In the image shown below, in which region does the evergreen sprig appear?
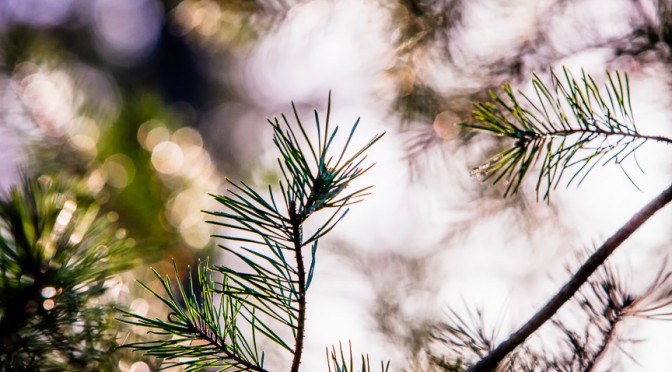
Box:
[118,262,267,371]
[0,176,135,371]
[119,94,384,371]
[326,341,390,372]
[464,67,672,199]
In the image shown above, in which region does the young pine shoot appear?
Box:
[119,94,386,371]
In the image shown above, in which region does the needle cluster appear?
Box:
[119,94,385,371]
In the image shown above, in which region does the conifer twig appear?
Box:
[465,67,672,200]
[119,94,385,371]
[289,202,307,372]
[0,176,135,370]
[468,182,672,371]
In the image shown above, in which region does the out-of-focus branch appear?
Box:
[468,182,672,371]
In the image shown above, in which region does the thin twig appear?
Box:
[290,201,306,372]
[521,127,672,145]
[190,320,269,372]
[584,316,620,372]
[468,182,672,371]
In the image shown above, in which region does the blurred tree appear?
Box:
[0,1,232,368]
[0,176,137,371]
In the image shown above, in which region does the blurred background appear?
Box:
[1,0,671,370]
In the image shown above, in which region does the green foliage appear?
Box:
[100,92,188,259]
[464,67,672,199]
[119,262,267,371]
[119,95,386,370]
[455,67,672,371]
[0,176,136,371]
[326,341,390,372]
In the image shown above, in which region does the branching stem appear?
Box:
[290,201,306,372]
[190,322,268,372]
[468,182,672,372]
[585,315,621,372]
[517,127,672,145]
[0,272,45,346]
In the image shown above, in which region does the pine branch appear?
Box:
[289,200,307,372]
[464,67,672,200]
[488,259,672,371]
[432,306,498,361]
[583,316,619,372]
[120,93,384,371]
[326,341,390,372]
[580,266,633,372]
[467,181,672,371]
[460,67,672,370]
[0,176,135,370]
[118,263,270,371]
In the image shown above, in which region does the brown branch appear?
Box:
[0,272,45,349]
[532,127,672,145]
[468,182,672,372]
[584,315,620,372]
[190,321,268,372]
[289,200,306,372]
